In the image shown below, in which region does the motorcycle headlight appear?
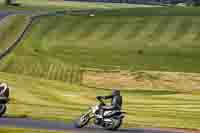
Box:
[92,105,99,114]
[92,106,96,113]
[95,105,99,110]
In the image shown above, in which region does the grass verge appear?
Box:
[0,15,28,53]
[0,0,152,12]
[0,72,199,129]
[2,14,200,82]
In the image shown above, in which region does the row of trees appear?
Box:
[187,0,200,6]
[3,0,200,6]
[4,0,21,6]
[4,0,20,5]
[5,0,12,5]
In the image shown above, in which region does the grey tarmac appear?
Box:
[0,117,185,133]
[0,11,9,20]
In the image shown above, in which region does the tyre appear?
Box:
[112,119,122,130]
[104,118,122,130]
[0,104,7,117]
[74,114,90,128]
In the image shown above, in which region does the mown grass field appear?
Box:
[1,0,200,15]
[1,13,200,82]
[0,127,70,133]
[0,72,199,129]
[0,15,28,53]
[0,0,150,12]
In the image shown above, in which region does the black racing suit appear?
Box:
[97,94,122,112]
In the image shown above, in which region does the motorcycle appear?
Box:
[0,83,9,117]
[74,97,126,130]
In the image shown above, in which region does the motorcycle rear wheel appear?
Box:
[104,118,122,130]
[74,114,90,128]
[0,104,7,117]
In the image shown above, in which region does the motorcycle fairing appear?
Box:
[0,83,9,104]
[103,110,123,118]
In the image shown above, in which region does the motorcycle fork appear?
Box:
[81,111,92,121]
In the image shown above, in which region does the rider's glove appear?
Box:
[96,96,102,99]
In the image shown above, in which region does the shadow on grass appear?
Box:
[82,84,180,96]
[3,114,29,119]
[122,89,180,95]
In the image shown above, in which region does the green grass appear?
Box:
[0,72,200,129]
[1,0,200,15]
[2,2,200,17]
[96,7,200,16]
[1,14,200,81]
[0,15,28,53]
[0,127,71,133]
[0,0,153,12]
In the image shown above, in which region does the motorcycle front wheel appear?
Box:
[0,104,7,117]
[74,113,90,128]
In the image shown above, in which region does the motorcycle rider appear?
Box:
[96,89,122,118]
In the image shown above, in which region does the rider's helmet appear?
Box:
[112,89,120,96]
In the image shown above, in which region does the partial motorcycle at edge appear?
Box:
[0,83,9,117]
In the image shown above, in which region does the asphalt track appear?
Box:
[0,11,9,20]
[0,10,34,21]
[0,117,185,133]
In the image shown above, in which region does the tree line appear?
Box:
[3,0,200,7]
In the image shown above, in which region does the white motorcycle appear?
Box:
[0,83,9,117]
[74,97,126,130]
